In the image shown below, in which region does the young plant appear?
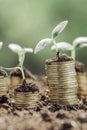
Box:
[8,43,33,80]
[34,20,68,55]
[71,37,87,59]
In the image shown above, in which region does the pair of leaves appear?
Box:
[0,42,33,54]
[9,44,33,54]
[34,20,68,54]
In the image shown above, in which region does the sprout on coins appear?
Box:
[71,37,87,59]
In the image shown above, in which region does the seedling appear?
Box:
[34,20,68,55]
[0,43,33,80]
[45,41,79,105]
[71,37,87,59]
[70,37,87,100]
[8,43,33,80]
[34,21,79,105]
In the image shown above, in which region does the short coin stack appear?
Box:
[77,72,87,99]
[0,76,9,97]
[14,81,40,109]
[14,92,40,108]
[45,60,79,105]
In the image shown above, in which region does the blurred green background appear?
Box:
[0,0,87,74]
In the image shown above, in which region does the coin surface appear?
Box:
[0,77,9,97]
[14,92,40,108]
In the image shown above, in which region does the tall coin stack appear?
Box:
[45,60,79,105]
[14,92,40,108]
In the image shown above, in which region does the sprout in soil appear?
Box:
[71,37,87,59]
[34,20,68,56]
[0,43,33,80]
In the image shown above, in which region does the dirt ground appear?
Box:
[0,76,87,130]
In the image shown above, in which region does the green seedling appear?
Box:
[34,20,68,55]
[8,43,33,80]
[0,43,33,80]
[71,37,87,59]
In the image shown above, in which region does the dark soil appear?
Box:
[0,76,87,130]
[0,69,8,77]
[75,61,85,73]
[14,80,39,93]
[0,94,87,130]
[45,54,73,64]
[0,95,8,103]
[10,66,36,79]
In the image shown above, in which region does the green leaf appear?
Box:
[73,37,87,47]
[34,38,52,54]
[51,42,72,51]
[52,20,68,38]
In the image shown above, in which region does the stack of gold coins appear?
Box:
[77,72,87,99]
[45,60,79,105]
[0,76,9,97]
[14,92,40,108]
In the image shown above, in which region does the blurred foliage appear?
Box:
[0,0,87,74]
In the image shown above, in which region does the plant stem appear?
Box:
[52,37,56,44]
[20,65,25,80]
[18,51,25,80]
[56,51,60,58]
[0,66,18,71]
[71,46,76,59]
[52,36,58,53]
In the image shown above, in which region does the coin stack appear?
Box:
[77,72,87,99]
[0,76,9,97]
[14,92,40,108]
[45,61,79,105]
